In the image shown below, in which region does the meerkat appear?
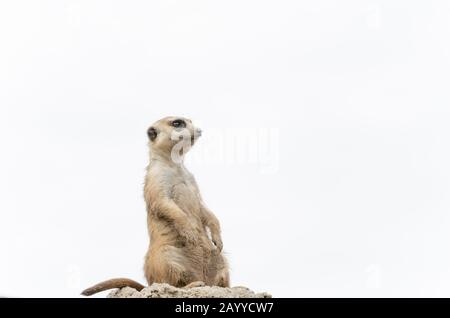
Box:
[81,116,229,296]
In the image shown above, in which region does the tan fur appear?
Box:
[81,278,145,296]
[81,116,229,296]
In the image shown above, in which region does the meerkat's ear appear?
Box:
[147,127,158,141]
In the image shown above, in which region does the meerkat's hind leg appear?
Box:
[183,281,206,288]
[147,246,202,287]
[162,251,204,287]
[213,269,230,288]
[208,253,230,287]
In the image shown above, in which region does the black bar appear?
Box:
[1,298,449,316]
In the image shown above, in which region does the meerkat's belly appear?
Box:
[169,182,213,253]
[170,182,202,220]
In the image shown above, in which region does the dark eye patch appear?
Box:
[171,119,186,128]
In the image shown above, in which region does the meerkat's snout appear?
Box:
[192,127,202,143]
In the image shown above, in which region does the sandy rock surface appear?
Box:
[108,283,271,298]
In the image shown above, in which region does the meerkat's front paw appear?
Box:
[211,233,223,252]
[183,281,206,289]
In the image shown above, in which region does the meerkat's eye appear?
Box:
[171,119,186,128]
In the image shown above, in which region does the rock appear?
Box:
[107,283,272,298]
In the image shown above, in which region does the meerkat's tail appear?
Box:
[81,278,145,296]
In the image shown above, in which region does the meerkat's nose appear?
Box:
[196,128,202,136]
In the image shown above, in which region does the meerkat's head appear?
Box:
[147,116,202,159]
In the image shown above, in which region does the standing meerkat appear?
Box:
[82,116,229,296]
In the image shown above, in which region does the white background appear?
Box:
[1,0,450,297]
